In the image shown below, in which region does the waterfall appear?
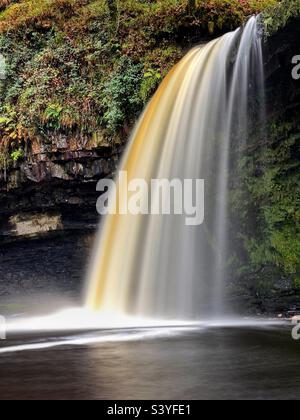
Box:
[86,16,265,320]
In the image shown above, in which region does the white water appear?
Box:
[3,307,284,354]
[86,16,265,320]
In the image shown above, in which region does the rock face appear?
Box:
[264,18,300,116]
[237,17,300,316]
[0,130,121,303]
[0,231,94,310]
[264,19,300,315]
[0,131,121,240]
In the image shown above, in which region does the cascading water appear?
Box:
[86,16,265,321]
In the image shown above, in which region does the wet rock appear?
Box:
[50,163,71,180]
[0,231,92,303]
[9,213,63,237]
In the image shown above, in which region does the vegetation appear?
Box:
[231,118,300,292]
[0,0,279,164]
[263,0,300,36]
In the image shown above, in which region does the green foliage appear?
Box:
[263,0,300,36]
[101,57,143,133]
[10,148,24,162]
[0,0,279,160]
[295,277,300,289]
[231,118,300,283]
[140,68,162,103]
[0,104,19,141]
[44,104,63,129]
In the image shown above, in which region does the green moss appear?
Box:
[140,68,162,104]
[101,57,143,133]
[10,148,24,162]
[295,277,300,289]
[231,117,300,284]
[0,0,279,161]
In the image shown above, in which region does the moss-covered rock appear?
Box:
[229,9,300,313]
[0,0,279,168]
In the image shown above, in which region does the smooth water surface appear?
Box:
[0,324,299,400]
